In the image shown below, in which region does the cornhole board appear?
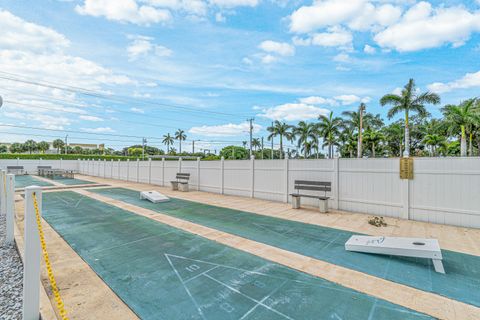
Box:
[345,235,445,274]
[140,191,170,203]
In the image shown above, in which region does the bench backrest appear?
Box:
[176,173,190,181]
[38,166,52,169]
[294,180,331,196]
[7,166,24,169]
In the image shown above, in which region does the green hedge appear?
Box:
[0,153,138,161]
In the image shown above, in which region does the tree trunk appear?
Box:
[179,141,182,154]
[280,136,283,160]
[460,126,467,157]
[358,121,363,158]
[404,111,410,157]
[469,133,473,156]
[304,145,307,159]
[349,150,353,158]
[372,143,375,158]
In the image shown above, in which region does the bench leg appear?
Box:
[319,199,328,213]
[432,259,445,274]
[292,197,300,209]
[170,182,179,191]
[179,183,189,192]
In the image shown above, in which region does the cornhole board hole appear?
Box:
[140,191,170,203]
[345,235,445,274]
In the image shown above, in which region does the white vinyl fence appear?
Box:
[3,157,480,229]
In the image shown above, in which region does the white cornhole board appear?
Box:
[140,191,170,203]
[345,235,445,274]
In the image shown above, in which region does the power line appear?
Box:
[0,71,255,119]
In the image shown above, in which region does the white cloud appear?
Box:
[293,27,353,49]
[289,0,401,33]
[289,0,366,33]
[334,94,371,105]
[0,10,70,53]
[189,122,261,136]
[299,96,338,106]
[363,44,376,54]
[215,12,226,22]
[0,10,134,130]
[261,55,278,64]
[333,53,351,63]
[75,0,172,25]
[127,35,172,61]
[130,107,145,113]
[209,0,259,8]
[259,40,295,56]
[81,127,116,133]
[147,0,208,16]
[374,2,480,52]
[257,103,330,121]
[79,115,104,122]
[428,70,480,94]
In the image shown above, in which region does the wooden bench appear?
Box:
[290,180,331,213]
[6,166,25,175]
[171,173,190,192]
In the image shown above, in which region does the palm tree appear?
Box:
[23,140,37,154]
[363,129,384,157]
[174,129,186,154]
[37,141,50,154]
[441,98,477,157]
[162,133,174,153]
[267,120,293,159]
[293,121,316,159]
[317,111,343,158]
[423,133,445,156]
[380,78,440,157]
[52,139,64,154]
[251,138,261,152]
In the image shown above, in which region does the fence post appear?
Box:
[17,157,20,166]
[284,158,289,203]
[77,159,81,174]
[148,158,152,185]
[23,186,42,320]
[401,179,410,220]
[333,157,340,210]
[102,159,105,178]
[178,157,182,173]
[196,157,200,191]
[60,158,63,169]
[162,158,165,187]
[250,155,255,198]
[6,174,15,244]
[136,159,140,182]
[1,170,6,215]
[220,157,225,195]
[126,159,130,181]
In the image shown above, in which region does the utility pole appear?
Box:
[64,134,68,155]
[358,103,365,158]
[142,138,147,160]
[271,121,274,159]
[261,137,264,160]
[247,118,254,159]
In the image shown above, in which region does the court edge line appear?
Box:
[70,188,479,320]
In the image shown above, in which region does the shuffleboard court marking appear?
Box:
[203,274,293,320]
[164,254,207,320]
[238,279,288,320]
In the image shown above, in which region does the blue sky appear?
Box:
[0,0,479,152]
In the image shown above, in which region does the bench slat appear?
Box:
[294,180,331,186]
[294,186,331,192]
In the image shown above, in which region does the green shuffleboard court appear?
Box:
[14,175,54,189]
[43,191,431,320]
[90,187,480,309]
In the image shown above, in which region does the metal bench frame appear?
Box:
[7,166,26,175]
[290,180,331,213]
[171,173,190,192]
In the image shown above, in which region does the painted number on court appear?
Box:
[186,264,200,272]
